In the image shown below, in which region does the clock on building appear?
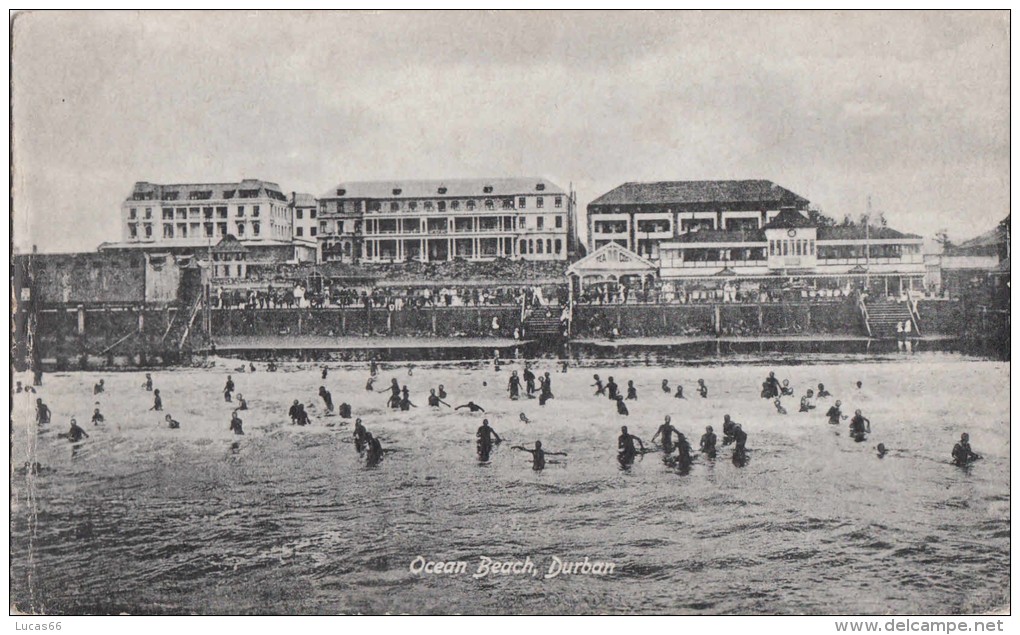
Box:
[787,229,797,238]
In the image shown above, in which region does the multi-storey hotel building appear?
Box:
[317,178,575,263]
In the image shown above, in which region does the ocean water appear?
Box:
[9,354,1010,614]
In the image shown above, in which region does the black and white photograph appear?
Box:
[8,9,1011,623]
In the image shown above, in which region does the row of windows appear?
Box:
[295,227,318,237]
[141,221,264,240]
[294,207,317,220]
[359,196,564,213]
[145,205,278,221]
[769,239,815,257]
[520,238,563,255]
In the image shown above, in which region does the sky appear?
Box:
[11,10,1010,254]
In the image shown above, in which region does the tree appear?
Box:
[807,207,837,227]
[934,229,954,254]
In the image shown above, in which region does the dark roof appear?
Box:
[589,180,808,207]
[816,226,921,241]
[954,225,1007,251]
[673,229,766,243]
[764,209,814,229]
[128,179,286,203]
[211,235,249,253]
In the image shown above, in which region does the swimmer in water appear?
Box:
[826,400,846,425]
[321,366,328,380]
[700,425,717,459]
[229,410,244,435]
[398,393,417,411]
[150,390,163,412]
[538,376,554,406]
[507,371,521,400]
[519,412,531,424]
[672,433,694,472]
[438,385,448,400]
[849,409,871,442]
[370,360,378,377]
[697,379,708,398]
[476,418,503,459]
[65,418,89,443]
[651,415,681,454]
[236,393,248,411]
[675,384,685,399]
[223,375,235,402]
[817,383,832,398]
[615,395,629,416]
[523,366,536,396]
[774,399,787,415]
[876,443,888,459]
[661,379,671,394]
[799,389,816,412]
[91,407,104,426]
[625,380,637,400]
[36,399,52,424]
[365,432,384,466]
[353,418,368,455]
[592,374,605,397]
[93,379,105,394]
[267,361,278,372]
[951,433,980,466]
[164,414,180,429]
[511,440,566,471]
[427,389,450,408]
[15,381,22,393]
[856,381,863,390]
[365,376,376,391]
[142,373,153,391]
[617,426,645,461]
[606,376,619,400]
[288,399,302,424]
[379,378,400,409]
[318,386,334,414]
[455,401,486,413]
[781,379,794,397]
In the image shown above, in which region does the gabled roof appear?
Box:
[567,242,656,275]
[211,235,249,253]
[320,177,565,200]
[817,226,922,241]
[764,209,814,230]
[127,179,286,203]
[589,180,808,207]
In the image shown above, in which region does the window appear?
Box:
[296,227,303,237]
[537,217,544,229]
[424,201,434,210]
[536,197,544,208]
[310,227,317,237]
[204,223,214,237]
[537,240,544,254]
[339,221,345,233]
[296,209,303,220]
[518,197,526,208]
[810,240,815,255]
[253,222,260,236]
[450,201,459,210]
[163,225,174,238]
[467,200,476,211]
[237,223,245,236]
[217,222,227,236]
[555,216,563,229]
[217,207,228,218]
[555,239,562,254]
[189,207,200,218]
[390,202,400,212]
[437,187,447,194]
[555,196,563,208]
[144,208,152,219]
[392,188,402,195]
[536,183,546,191]
[483,185,493,194]
[320,221,328,233]
[253,205,260,217]
[162,208,173,220]
[408,201,418,210]
[310,208,316,219]
[769,240,774,256]
[128,224,138,238]
[546,239,552,253]
[237,206,245,217]
[177,223,187,238]
[176,207,187,219]
[485,199,494,210]
[519,216,526,228]
[437,201,446,212]
[129,208,137,219]
[144,224,152,238]
[502,198,513,209]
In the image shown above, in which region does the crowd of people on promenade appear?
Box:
[576,280,864,306]
[214,283,563,311]
[23,353,982,474]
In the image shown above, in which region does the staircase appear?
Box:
[523,308,565,339]
[863,299,919,338]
